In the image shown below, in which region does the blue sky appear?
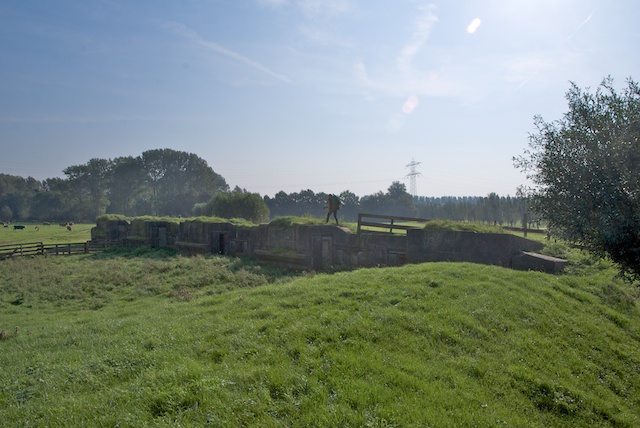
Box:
[0,0,637,197]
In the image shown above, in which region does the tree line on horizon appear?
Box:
[264,184,525,226]
[0,148,526,225]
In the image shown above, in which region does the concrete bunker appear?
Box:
[92,217,564,274]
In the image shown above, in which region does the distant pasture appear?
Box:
[0,222,93,245]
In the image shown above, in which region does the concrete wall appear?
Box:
[94,219,561,273]
[406,229,544,268]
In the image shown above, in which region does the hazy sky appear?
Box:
[0,1,637,197]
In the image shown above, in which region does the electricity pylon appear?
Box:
[405,159,422,197]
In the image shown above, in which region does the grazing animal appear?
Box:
[34,226,40,231]
[59,222,67,227]
[13,225,25,230]
[66,224,72,232]
[43,222,51,226]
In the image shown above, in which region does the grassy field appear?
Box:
[0,223,93,245]
[1,245,639,426]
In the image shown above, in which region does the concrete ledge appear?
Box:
[512,251,567,274]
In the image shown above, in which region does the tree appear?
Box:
[208,192,270,223]
[108,156,149,216]
[337,190,360,221]
[64,158,111,220]
[140,149,228,216]
[359,191,386,215]
[0,174,42,220]
[0,205,12,221]
[514,77,640,281]
[385,181,416,217]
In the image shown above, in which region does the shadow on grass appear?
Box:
[91,246,178,260]
[90,246,305,282]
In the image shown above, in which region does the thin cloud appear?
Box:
[397,4,438,74]
[501,48,584,90]
[257,0,350,17]
[502,54,554,83]
[566,11,593,41]
[298,25,354,48]
[164,21,291,83]
[299,0,350,17]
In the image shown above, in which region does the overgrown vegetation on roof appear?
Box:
[423,219,507,234]
[268,216,327,227]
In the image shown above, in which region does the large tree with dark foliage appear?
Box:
[64,158,112,220]
[360,181,416,217]
[0,174,42,221]
[138,149,228,217]
[515,77,640,282]
[107,156,150,216]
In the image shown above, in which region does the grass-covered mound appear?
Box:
[95,214,346,234]
[423,219,508,234]
[269,215,326,227]
[1,249,638,426]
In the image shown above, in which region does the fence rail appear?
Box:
[0,240,117,260]
[357,213,431,235]
[356,214,549,237]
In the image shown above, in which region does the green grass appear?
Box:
[0,223,93,245]
[423,219,510,234]
[1,248,639,427]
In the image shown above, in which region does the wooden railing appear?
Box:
[0,241,116,260]
[357,213,431,236]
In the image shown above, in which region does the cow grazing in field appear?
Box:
[13,225,25,230]
[43,222,51,226]
[34,226,40,231]
[66,224,72,232]
[59,222,68,227]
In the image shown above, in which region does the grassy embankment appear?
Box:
[0,218,639,426]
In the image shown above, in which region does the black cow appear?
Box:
[13,225,25,230]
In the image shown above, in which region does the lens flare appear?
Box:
[402,95,420,114]
[467,17,481,34]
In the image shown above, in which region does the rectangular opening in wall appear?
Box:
[219,233,225,255]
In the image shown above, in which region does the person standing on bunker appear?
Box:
[325,193,341,225]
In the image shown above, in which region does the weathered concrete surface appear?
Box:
[512,251,567,274]
[406,229,544,268]
[94,219,563,273]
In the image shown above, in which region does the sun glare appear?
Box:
[467,17,481,34]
